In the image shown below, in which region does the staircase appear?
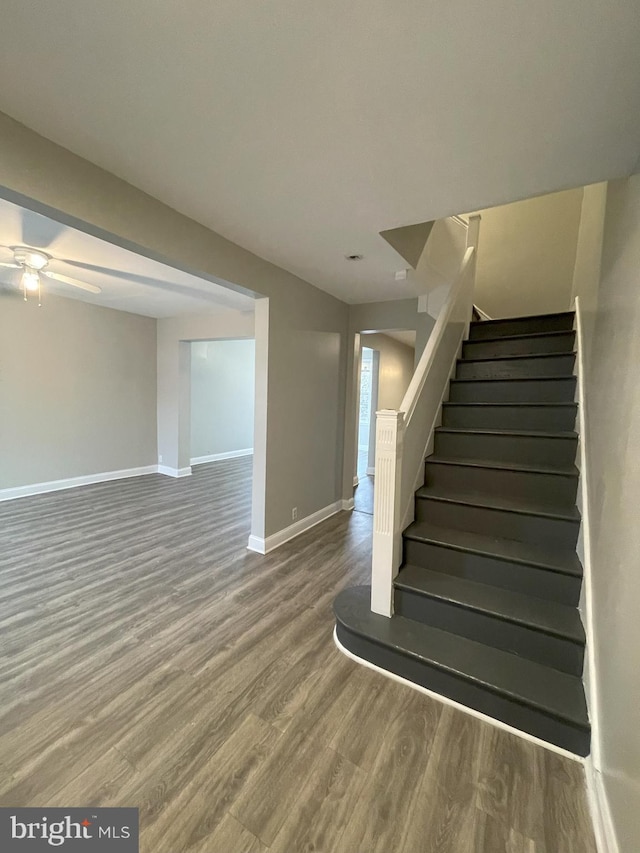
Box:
[335,311,590,756]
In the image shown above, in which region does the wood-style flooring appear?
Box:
[0,458,597,852]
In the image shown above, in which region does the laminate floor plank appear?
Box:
[0,457,597,852]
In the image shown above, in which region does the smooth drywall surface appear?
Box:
[360,333,415,411]
[0,292,157,488]
[575,175,640,851]
[342,298,434,499]
[156,310,255,471]
[190,339,255,458]
[571,182,608,372]
[472,188,584,318]
[0,114,349,538]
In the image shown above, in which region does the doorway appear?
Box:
[355,346,379,515]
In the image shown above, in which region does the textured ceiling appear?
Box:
[0,1,639,303]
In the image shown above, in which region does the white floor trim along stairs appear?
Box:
[333,626,584,764]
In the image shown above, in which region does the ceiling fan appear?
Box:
[0,245,102,306]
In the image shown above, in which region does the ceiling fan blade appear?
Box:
[42,271,102,294]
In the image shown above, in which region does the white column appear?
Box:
[371,409,404,617]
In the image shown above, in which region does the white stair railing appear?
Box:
[371,215,480,616]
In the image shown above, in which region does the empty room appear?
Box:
[1,3,640,852]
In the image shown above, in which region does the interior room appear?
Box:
[1,4,639,850]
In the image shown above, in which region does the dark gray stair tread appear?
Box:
[415,484,581,522]
[436,427,576,439]
[459,351,576,364]
[404,520,582,576]
[443,402,578,408]
[334,586,589,729]
[470,311,575,328]
[395,566,585,643]
[451,375,576,384]
[465,330,575,344]
[426,454,578,478]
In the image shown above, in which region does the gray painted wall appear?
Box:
[190,339,255,458]
[0,292,157,488]
[472,188,584,318]
[0,113,349,538]
[573,175,640,851]
[360,332,415,411]
[342,299,433,501]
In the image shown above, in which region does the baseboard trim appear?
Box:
[190,448,253,465]
[585,758,620,853]
[341,498,355,511]
[157,465,192,478]
[247,500,343,555]
[333,626,585,764]
[573,298,601,770]
[0,465,159,502]
[353,475,359,487]
[366,466,375,476]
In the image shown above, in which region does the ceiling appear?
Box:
[0,197,255,317]
[0,1,639,304]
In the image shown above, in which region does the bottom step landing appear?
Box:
[333,586,590,757]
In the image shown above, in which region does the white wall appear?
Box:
[190,339,255,460]
[573,175,640,851]
[0,291,157,490]
[472,188,584,318]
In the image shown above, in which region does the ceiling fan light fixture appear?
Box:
[21,268,40,292]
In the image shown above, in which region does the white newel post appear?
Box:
[371,409,404,617]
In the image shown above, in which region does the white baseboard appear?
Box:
[353,475,359,487]
[585,758,620,853]
[0,465,159,502]
[157,465,192,478]
[247,500,343,555]
[333,627,585,764]
[190,448,253,465]
[342,498,355,511]
[366,466,375,476]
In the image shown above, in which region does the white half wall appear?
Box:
[190,338,255,460]
[0,292,157,490]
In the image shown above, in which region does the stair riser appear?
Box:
[424,461,578,507]
[449,377,576,404]
[336,623,590,756]
[469,314,575,340]
[395,589,584,676]
[456,354,575,381]
[415,497,579,548]
[463,332,576,359]
[403,538,581,605]
[434,431,577,468]
[441,404,577,432]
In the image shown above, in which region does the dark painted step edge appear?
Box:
[403,524,583,577]
[336,621,590,757]
[450,375,576,384]
[435,427,577,440]
[415,489,581,524]
[425,455,579,479]
[470,311,575,327]
[459,351,576,364]
[394,573,585,643]
[464,329,576,344]
[442,401,578,408]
